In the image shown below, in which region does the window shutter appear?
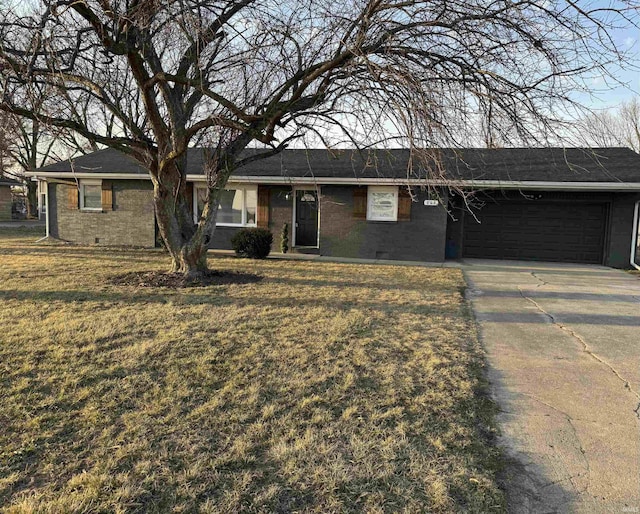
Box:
[398,189,412,221]
[353,188,367,219]
[67,185,79,210]
[257,187,270,228]
[101,181,113,211]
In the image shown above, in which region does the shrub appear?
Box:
[231,228,273,259]
[280,223,289,253]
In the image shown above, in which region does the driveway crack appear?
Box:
[518,287,640,421]
[530,271,549,287]
[523,393,591,494]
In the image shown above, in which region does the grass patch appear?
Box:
[0,231,504,513]
[0,225,46,242]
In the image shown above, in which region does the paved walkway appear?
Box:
[464,259,640,513]
[211,249,459,268]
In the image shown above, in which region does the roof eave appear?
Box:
[26,171,640,191]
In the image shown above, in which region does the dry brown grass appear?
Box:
[0,228,504,513]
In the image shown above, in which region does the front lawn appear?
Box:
[0,230,504,513]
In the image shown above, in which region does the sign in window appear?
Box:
[367,186,398,221]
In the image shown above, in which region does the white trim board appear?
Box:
[28,172,149,180]
[26,172,640,191]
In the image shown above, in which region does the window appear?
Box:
[80,180,102,210]
[38,181,47,217]
[195,185,257,226]
[367,186,398,221]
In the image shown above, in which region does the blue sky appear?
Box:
[575,6,639,110]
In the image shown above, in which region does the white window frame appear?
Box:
[37,180,47,218]
[80,179,103,211]
[366,185,398,222]
[193,185,258,227]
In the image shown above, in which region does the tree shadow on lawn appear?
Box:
[0,285,462,318]
[265,275,459,295]
[0,245,161,256]
[0,259,508,510]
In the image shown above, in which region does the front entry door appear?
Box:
[295,190,319,247]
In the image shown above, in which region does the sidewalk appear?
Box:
[209,249,461,268]
[0,219,45,228]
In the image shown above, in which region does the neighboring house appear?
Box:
[28,147,640,269]
[0,176,21,221]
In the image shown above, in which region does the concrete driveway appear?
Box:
[464,260,640,513]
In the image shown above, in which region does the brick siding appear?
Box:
[319,185,448,262]
[47,178,639,268]
[49,180,155,246]
[0,186,11,221]
[209,185,449,262]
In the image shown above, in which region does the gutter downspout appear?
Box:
[35,178,49,243]
[631,200,640,271]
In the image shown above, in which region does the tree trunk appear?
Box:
[155,195,209,277]
[152,161,209,277]
[150,157,227,279]
[172,236,208,277]
[150,148,237,279]
[25,181,38,219]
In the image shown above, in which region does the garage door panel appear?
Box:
[463,201,606,264]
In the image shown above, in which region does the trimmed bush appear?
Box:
[280,222,289,253]
[231,228,273,259]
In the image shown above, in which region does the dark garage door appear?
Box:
[463,201,607,264]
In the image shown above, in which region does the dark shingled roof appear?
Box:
[0,176,21,186]
[37,147,640,183]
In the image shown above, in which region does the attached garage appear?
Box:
[462,199,608,264]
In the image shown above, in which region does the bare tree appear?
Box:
[0,84,106,218]
[0,0,637,277]
[620,99,640,153]
[0,107,19,174]
[572,98,640,153]
[9,117,57,218]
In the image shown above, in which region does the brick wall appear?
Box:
[208,226,238,249]
[319,185,448,262]
[0,186,11,221]
[269,186,294,252]
[206,184,450,262]
[50,180,155,246]
[44,178,640,267]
